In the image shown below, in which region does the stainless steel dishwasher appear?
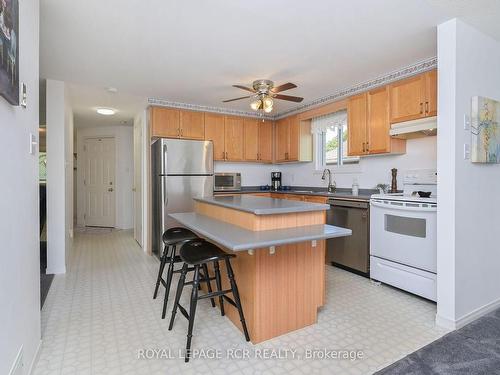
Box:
[326,198,370,275]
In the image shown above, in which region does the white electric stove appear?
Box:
[370,169,437,301]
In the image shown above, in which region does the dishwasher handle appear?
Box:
[328,199,369,209]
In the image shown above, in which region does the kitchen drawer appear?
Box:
[370,256,436,301]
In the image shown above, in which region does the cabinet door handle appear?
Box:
[225,151,228,159]
[420,103,424,115]
[222,151,225,159]
[366,142,369,153]
[177,128,180,137]
[425,102,429,114]
[362,142,365,153]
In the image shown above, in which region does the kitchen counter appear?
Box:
[170,212,351,251]
[214,186,376,201]
[194,195,330,215]
[177,195,351,344]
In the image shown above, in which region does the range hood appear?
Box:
[390,116,437,139]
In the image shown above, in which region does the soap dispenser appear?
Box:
[352,177,359,196]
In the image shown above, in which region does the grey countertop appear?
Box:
[214,186,376,201]
[194,195,330,215]
[169,212,352,251]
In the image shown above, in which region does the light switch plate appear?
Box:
[464,143,470,160]
[29,133,38,155]
[464,114,470,130]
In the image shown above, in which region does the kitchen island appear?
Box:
[169,195,351,343]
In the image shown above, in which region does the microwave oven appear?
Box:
[214,173,241,192]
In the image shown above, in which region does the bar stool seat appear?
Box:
[178,240,233,265]
[153,227,216,319]
[169,239,250,362]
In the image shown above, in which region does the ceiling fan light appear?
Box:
[250,99,262,111]
[264,105,273,113]
[263,97,274,113]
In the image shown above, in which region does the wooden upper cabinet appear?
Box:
[367,87,390,154]
[224,116,244,161]
[347,93,368,156]
[180,110,205,139]
[151,107,180,138]
[288,115,300,161]
[274,116,312,163]
[243,118,259,161]
[204,113,225,161]
[275,117,290,162]
[258,120,273,163]
[425,69,437,116]
[389,69,437,123]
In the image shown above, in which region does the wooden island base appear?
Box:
[195,202,326,344]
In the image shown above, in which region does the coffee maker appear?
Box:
[271,172,282,191]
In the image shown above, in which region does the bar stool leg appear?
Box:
[225,258,250,342]
[201,263,216,307]
[185,265,200,363]
[162,244,177,319]
[214,260,225,316]
[168,263,188,331]
[153,244,169,299]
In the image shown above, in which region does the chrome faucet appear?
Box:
[322,168,336,193]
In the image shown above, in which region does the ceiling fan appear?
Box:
[223,80,303,113]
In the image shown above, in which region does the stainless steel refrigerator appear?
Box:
[151,139,213,256]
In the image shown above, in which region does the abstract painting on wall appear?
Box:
[471,96,500,163]
[0,0,19,105]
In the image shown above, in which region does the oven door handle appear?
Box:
[370,200,437,212]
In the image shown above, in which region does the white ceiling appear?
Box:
[66,83,147,127]
[39,0,499,124]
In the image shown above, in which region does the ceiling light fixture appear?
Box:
[250,99,262,111]
[96,108,116,116]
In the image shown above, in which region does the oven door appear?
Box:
[370,199,437,273]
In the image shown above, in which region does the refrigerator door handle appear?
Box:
[162,143,168,175]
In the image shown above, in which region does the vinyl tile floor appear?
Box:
[33,229,447,375]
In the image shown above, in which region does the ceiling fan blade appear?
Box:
[271,82,297,93]
[222,95,252,103]
[233,85,256,93]
[273,94,304,103]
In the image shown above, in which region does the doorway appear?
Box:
[83,137,116,227]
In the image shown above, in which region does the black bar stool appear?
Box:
[153,227,215,319]
[168,239,250,362]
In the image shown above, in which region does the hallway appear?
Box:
[33,230,446,375]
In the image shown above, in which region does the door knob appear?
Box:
[108,188,114,192]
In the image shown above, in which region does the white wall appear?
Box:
[46,80,73,274]
[437,19,500,329]
[0,0,41,373]
[76,125,134,229]
[215,137,437,189]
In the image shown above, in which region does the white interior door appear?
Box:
[84,137,116,227]
[133,121,143,246]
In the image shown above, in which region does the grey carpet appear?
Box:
[376,308,500,375]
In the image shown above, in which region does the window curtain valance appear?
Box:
[310,110,347,134]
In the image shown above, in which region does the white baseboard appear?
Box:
[28,340,42,375]
[436,296,500,330]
